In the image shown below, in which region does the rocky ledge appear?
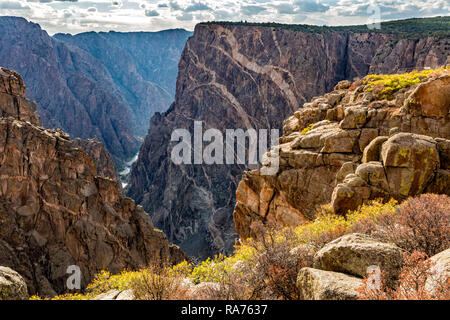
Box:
[234,71,449,240]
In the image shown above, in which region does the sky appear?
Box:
[0,0,449,35]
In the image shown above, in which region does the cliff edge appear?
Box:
[234,68,449,240]
[0,67,184,296]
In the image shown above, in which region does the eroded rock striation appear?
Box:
[234,72,450,240]
[0,67,184,296]
[129,20,449,257]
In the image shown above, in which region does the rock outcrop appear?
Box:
[314,234,404,286]
[0,67,40,125]
[0,67,184,296]
[296,235,450,300]
[128,19,449,258]
[297,267,363,300]
[92,289,135,300]
[234,72,450,239]
[425,248,450,295]
[0,266,28,300]
[0,17,190,164]
[332,132,446,214]
[72,137,120,183]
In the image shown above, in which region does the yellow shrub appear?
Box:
[169,260,193,278]
[188,244,257,284]
[31,200,400,300]
[363,67,449,99]
[86,270,144,296]
[294,199,398,243]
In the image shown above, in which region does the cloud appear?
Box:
[169,1,182,11]
[0,1,30,10]
[185,2,212,12]
[295,0,329,13]
[274,3,298,15]
[111,0,122,8]
[2,0,449,34]
[241,5,266,15]
[25,0,78,2]
[214,9,234,20]
[176,13,194,21]
[145,10,160,17]
[293,14,307,23]
[25,0,52,3]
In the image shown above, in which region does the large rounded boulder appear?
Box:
[0,266,28,300]
[297,267,362,300]
[314,234,404,286]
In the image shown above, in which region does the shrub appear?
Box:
[188,244,256,285]
[131,264,188,300]
[358,251,450,300]
[86,269,143,296]
[295,200,398,248]
[363,67,449,99]
[242,227,314,300]
[356,194,450,256]
[35,195,448,300]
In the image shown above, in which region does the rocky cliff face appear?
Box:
[71,137,120,183]
[128,21,449,258]
[54,29,191,138]
[0,17,190,164]
[0,68,40,125]
[0,67,183,296]
[234,72,449,240]
[55,30,191,99]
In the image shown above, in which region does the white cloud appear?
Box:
[185,2,211,12]
[176,12,193,20]
[0,1,31,10]
[273,3,297,15]
[144,9,159,16]
[295,1,329,13]
[0,0,448,34]
[240,5,266,16]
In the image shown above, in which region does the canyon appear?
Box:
[128,19,450,258]
[0,16,191,166]
[0,16,448,299]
